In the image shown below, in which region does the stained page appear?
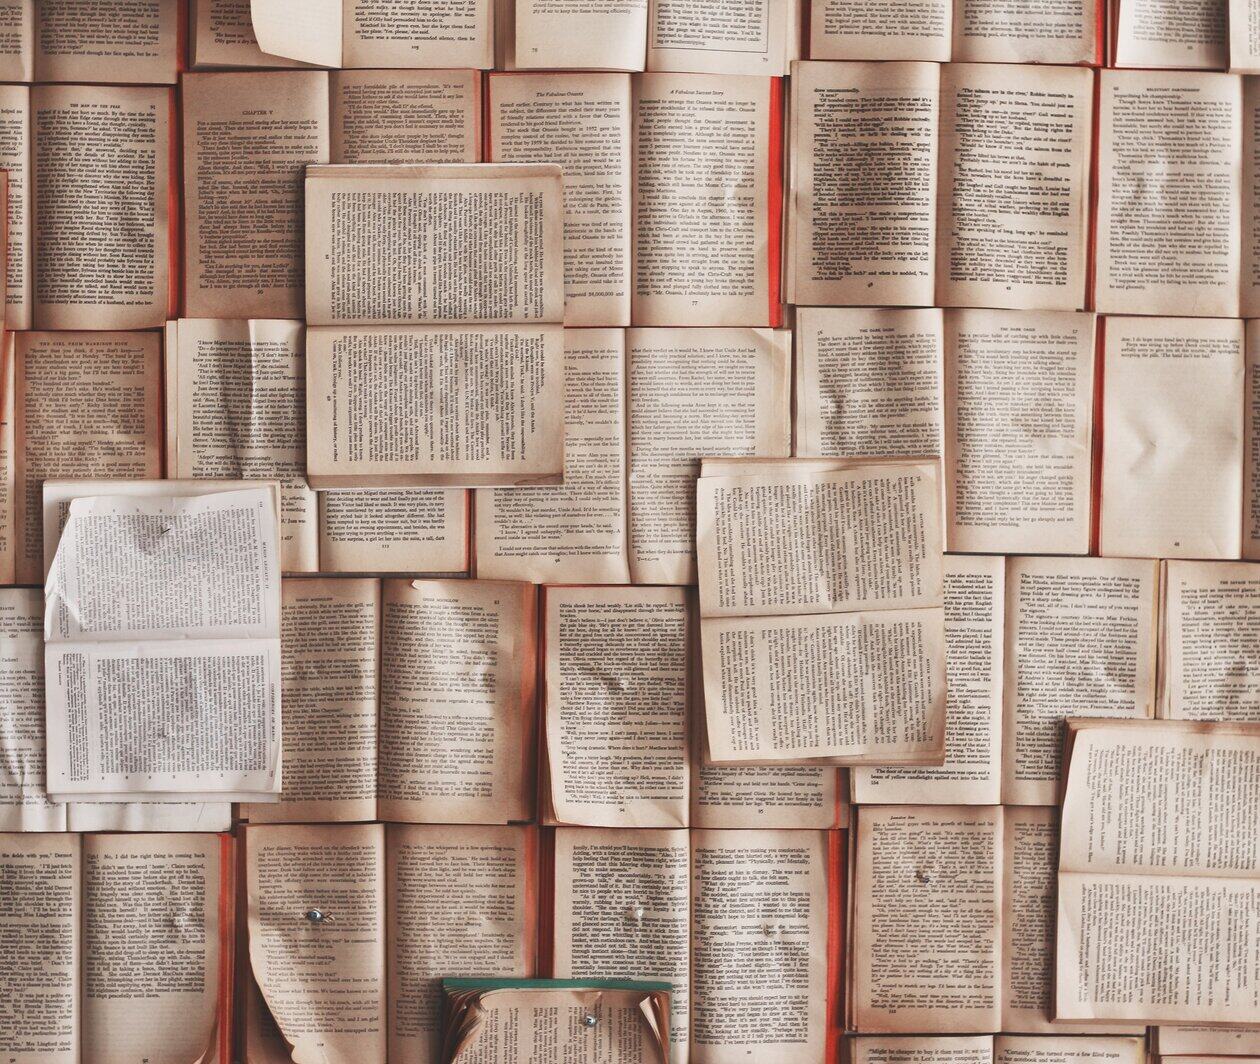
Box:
[330,69,481,165]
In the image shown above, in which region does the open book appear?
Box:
[1111,0,1228,68]
[848,1036,1146,1064]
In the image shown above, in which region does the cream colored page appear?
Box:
[1232,0,1260,71]
[246,578,379,825]
[1115,0,1228,68]
[545,587,688,827]
[853,554,1003,805]
[0,588,62,831]
[475,329,629,585]
[330,69,481,165]
[14,331,162,585]
[647,0,791,74]
[691,755,841,828]
[1002,556,1159,806]
[794,307,943,459]
[788,61,938,308]
[342,0,494,69]
[1163,560,1260,720]
[853,805,1002,1033]
[689,829,828,1064]
[627,327,790,584]
[0,832,79,1064]
[67,802,231,832]
[0,83,31,330]
[32,84,169,330]
[1157,1027,1260,1053]
[0,338,11,584]
[696,461,944,618]
[808,0,951,60]
[192,0,309,67]
[1096,70,1241,317]
[306,324,565,488]
[378,579,533,825]
[952,0,1096,63]
[304,164,565,326]
[247,822,387,1064]
[852,1037,993,1064]
[937,64,1092,312]
[386,824,531,1064]
[488,73,632,327]
[250,0,341,65]
[0,0,31,81]
[993,1038,1146,1064]
[513,0,646,69]
[632,73,774,327]
[552,828,689,1059]
[82,834,221,1064]
[173,318,317,574]
[1100,316,1243,559]
[944,308,1095,555]
[319,488,468,573]
[34,0,179,83]
[1248,241,1260,458]
[183,71,330,320]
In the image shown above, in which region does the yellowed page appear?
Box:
[1245,315,1260,548]
[853,553,1004,805]
[852,805,1002,1033]
[247,822,387,1064]
[82,833,222,1064]
[1001,556,1159,806]
[475,328,630,584]
[794,307,943,459]
[183,71,330,320]
[1232,0,1260,71]
[0,831,79,1064]
[944,308,1095,555]
[306,324,565,488]
[386,823,531,1064]
[171,318,318,574]
[691,758,842,828]
[318,488,469,573]
[1096,70,1241,317]
[627,327,790,585]
[343,0,494,68]
[305,163,565,326]
[67,801,231,832]
[330,69,481,165]
[787,61,939,307]
[191,0,310,68]
[488,72,632,327]
[33,0,179,83]
[1157,1027,1260,1054]
[689,828,828,1063]
[994,1037,1146,1064]
[631,73,776,327]
[808,0,951,60]
[0,0,32,81]
[250,0,341,65]
[552,827,690,1058]
[245,577,379,825]
[952,0,1097,63]
[0,83,31,330]
[646,0,792,74]
[1115,0,1228,68]
[378,579,534,825]
[31,84,170,330]
[0,334,14,583]
[512,0,646,69]
[1100,315,1243,559]
[937,64,1092,312]
[14,331,162,585]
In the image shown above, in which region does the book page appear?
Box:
[552,827,689,1055]
[853,554,1004,805]
[306,324,565,488]
[787,60,938,308]
[1002,556,1160,806]
[794,306,943,459]
[378,579,535,825]
[994,1038,1146,1064]
[1157,1027,1260,1054]
[1162,560,1260,721]
[81,833,222,1064]
[690,828,829,1063]
[183,71,330,319]
[944,308,1095,555]
[1100,315,1244,559]
[0,832,79,1064]
[386,823,532,1064]
[1096,70,1241,317]
[488,72,632,327]
[0,0,31,81]
[544,586,690,827]
[171,317,318,574]
[1246,294,1260,543]
[33,0,179,83]
[304,163,565,326]
[13,331,161,585]
[1232,0,1260,71]
[247,822,387,1064]
[0,338,10,586]
[330,69,481,165]
[342,0,494,68]
[67,801,231,832]
[512,0,646,69]
[318,488,469,573]
[191,0,309,68]
[0,83,31,329]
[246,577,379,824]
[852,805,1002,1033]
[851,1036,993,1064]
[952,0,1097,63]
[31,83,170,330]
[1115,0,1228,68]
[250,0,341,66]
[808,0,951,61]
[646,0,792,74]
[475,328,630,585]
[937,63,1092,312]
[631,73,779,327]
